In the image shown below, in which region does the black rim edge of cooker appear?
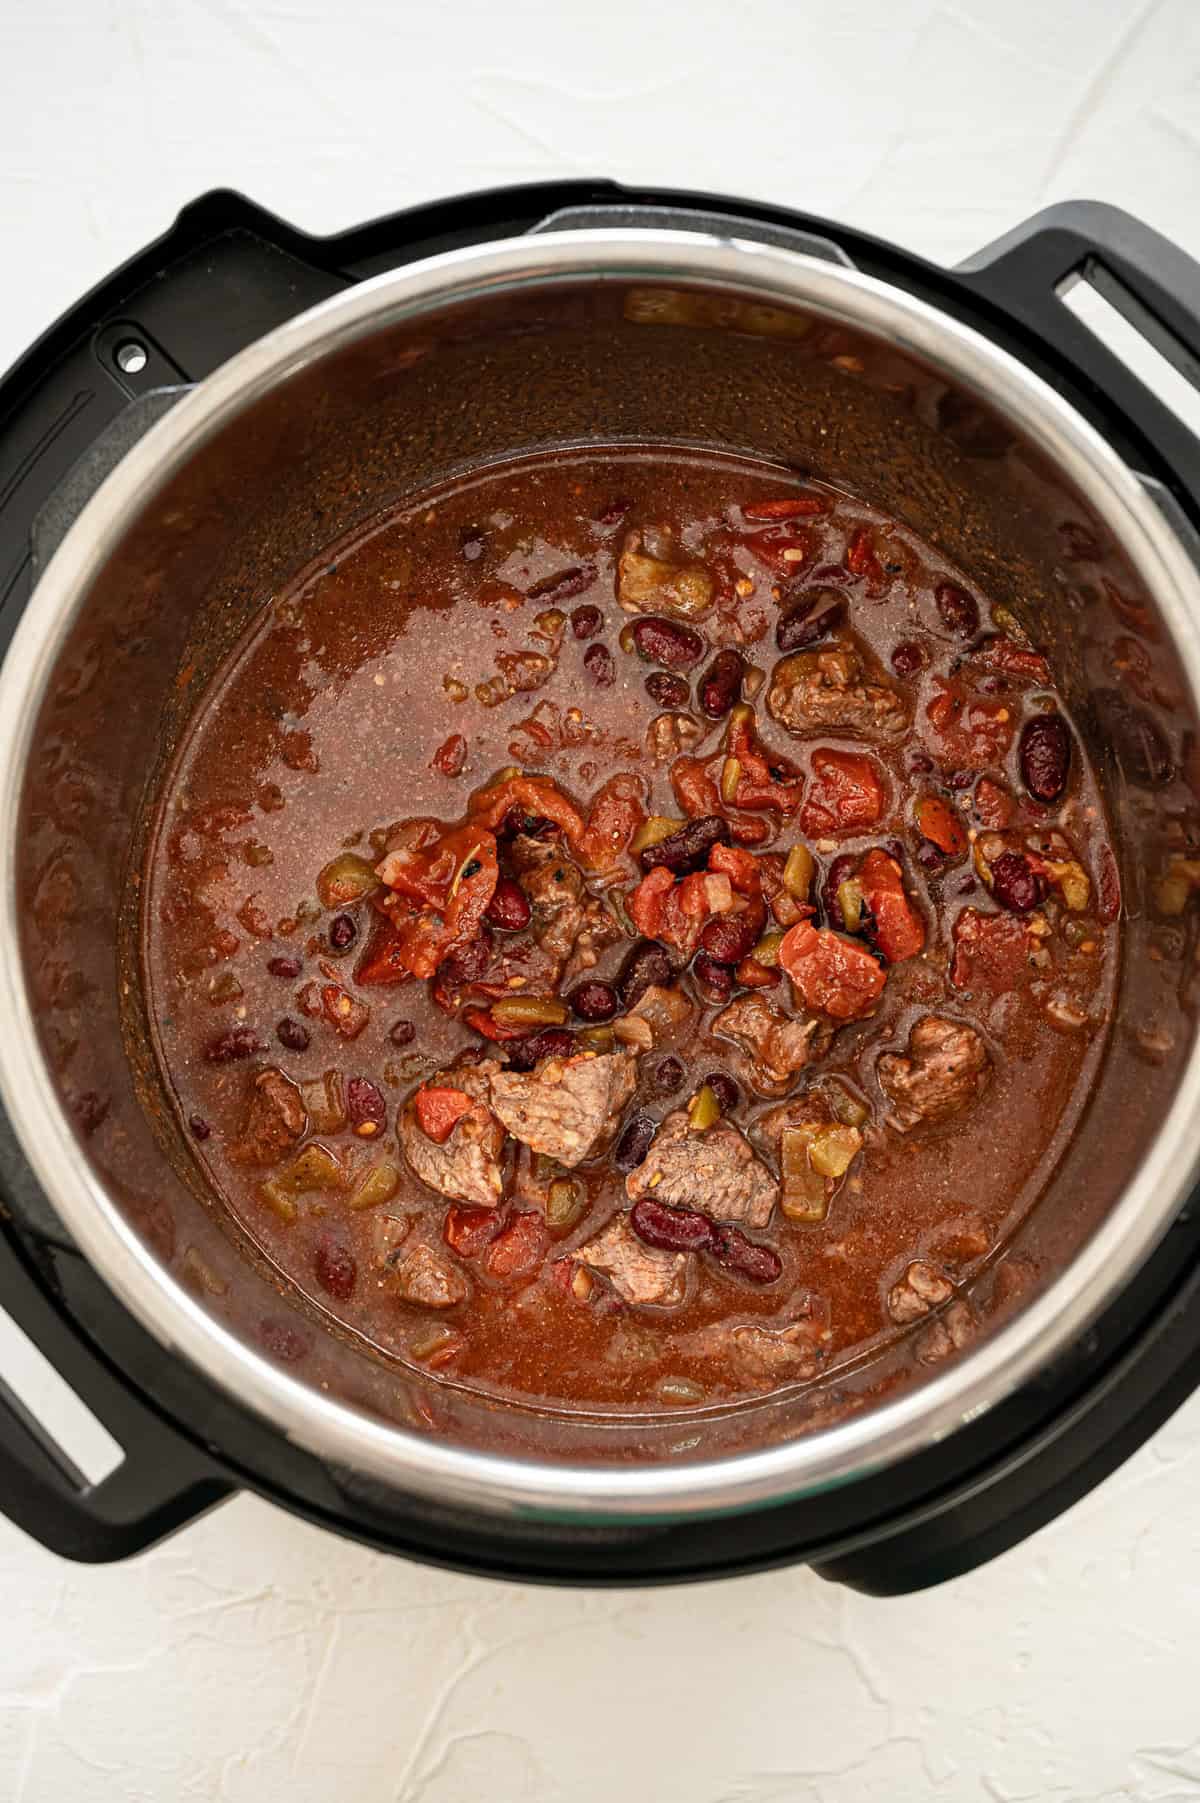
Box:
[2,181,1200,1585]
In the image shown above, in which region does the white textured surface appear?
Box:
[3,1,1200,1797]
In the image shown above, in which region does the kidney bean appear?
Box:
[314,1236,357,1302]
[583,642,615,686]
[645,670,691,708]
[631,1196,715,1253]
[639,814,729,876]
[570,603,603,640]
[692,950,735,1001]
[504,1027,576,1073]
[188,1113,211,1141]
[822,853,860,931]
[439,928,494,987]
[652,1055,685,1094]
[205,1026,266,1062]
[776,590,847,653]
[389,1018,416,1046]
[569,980,619,1022]
[990,851,1044,913]
[528,563,595,604]
[1019,711,1072,803]
[891,640,927,677]
[934,580,980,637]
[629,615,706,669]
[267,954,302,979]
[704,1071,740,1113]
[277,1016,311,1052]
[328,913,357,951]
[614,1112,657,1172]
[347,1077,388,1137]
[617,939,675,1009]
[699,910,760,964]
[711,1225,782,1284]
[485,877,532,932]
[698,649,744,719]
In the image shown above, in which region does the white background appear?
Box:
[3,2,1200,1798]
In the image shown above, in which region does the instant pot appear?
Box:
[2,182,1200,1594]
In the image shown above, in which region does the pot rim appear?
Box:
[1,226,1198,1521]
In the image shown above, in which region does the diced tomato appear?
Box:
[444,1203,505,1257]
[319,983,371,1038]
[376,820,476,910]
[735,956,781,988]
[669,756,772,844]
[974,778,1016,831]
[483,1211,549,1281]
[743,524,815,575]
[468,772,586,845]
[627,866,675,940]
[778,920,886,1021]
[575,772,645,870]
[742,495,829,521]
[926,678,1014,767]
[725,709,805,814]
[845,524,885,589]
[375,828,498,979]
[414,1085,475,1143]
[708,842,761,896]
[916,795,967,856]
[800,750,886,838]
[975,636,1052,685]
[462,1005,531,1043]
[858,849,925,963]
[678,870,734,917]
[356,919,417,986]
[950,908,1032,992]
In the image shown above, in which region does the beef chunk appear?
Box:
[689,1308,827,1386]
[617,527,714,619]
[399,1062,506,1206]
[576,1212,688,1307]
[915,1298,976,1364]
[394,1243,469,1309]
[713,993,833,1097]
[625,1109,777,1228]
[887,1260,954,1325]
[767,639,907,739]
[489,1049,637,1168]
[230,1067,307,1166]
[512,838,621,981]
[368,1212,412,1269]
[877,1015,991,1130]
[950,908,1034,993]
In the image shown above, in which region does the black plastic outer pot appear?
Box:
[2,182,1200,1593]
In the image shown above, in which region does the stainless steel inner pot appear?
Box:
[2,227,1199,1523]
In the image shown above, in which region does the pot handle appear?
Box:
[956,201,1200,503]
[0,1225,232,1561]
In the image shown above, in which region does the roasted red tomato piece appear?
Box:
[414,1085,476,1143]
[778,919,886,1020]
[926,678,1014,767]
[858,848,925,963]
[800,750,886,838]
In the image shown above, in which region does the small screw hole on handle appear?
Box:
[114,340,148,376]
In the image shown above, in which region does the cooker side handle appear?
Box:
[0,1226,233,1561]
[956,201,1200,504]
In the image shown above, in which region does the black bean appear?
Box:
[204,1027,266,1062]
[891,640,927,677]
[570,603,603,640]
[389,1019,416,1046]
[504,1027,576,1073]
[645,671,691,709]
[188,1113,211,1141]
[616,939,674,1010]
[277,1017,311,1052]
[704,1071,740,1113]
[614,1112,657,1172]
[568,980,620,1022]
[639,814,730,875]
[583,643,615,686]
[266,955,302,979]
[692,950,735,1001]
[822,853,860,931]
[652,1055,685,1094]
[328,913,357,951]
